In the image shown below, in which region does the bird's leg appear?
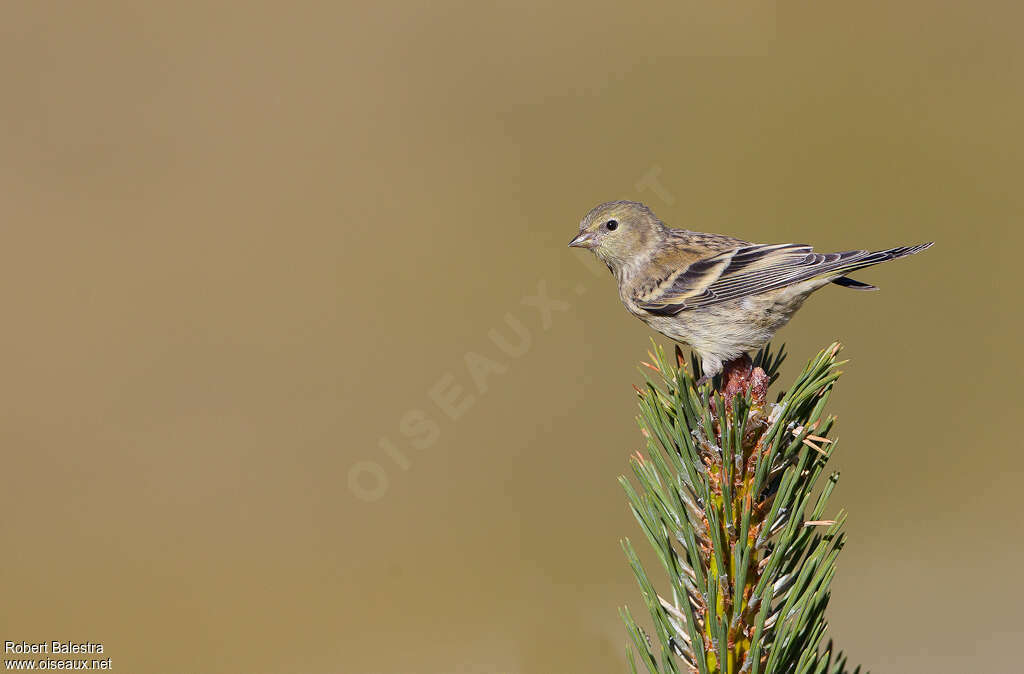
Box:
[693,373,712,405]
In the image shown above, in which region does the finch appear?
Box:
[568,200,932,378]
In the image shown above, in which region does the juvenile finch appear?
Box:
[568,200,932,379]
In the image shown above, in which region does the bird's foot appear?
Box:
[693,373,713,404]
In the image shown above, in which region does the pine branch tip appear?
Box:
[619,341,863,672]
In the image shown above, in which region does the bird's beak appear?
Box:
[568,231,597,249]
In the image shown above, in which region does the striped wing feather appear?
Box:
[637,242,932,314]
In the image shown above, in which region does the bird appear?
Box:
[568,200,932,382]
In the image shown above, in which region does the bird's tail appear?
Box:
[830,242,933,291]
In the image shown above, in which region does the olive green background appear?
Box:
[2,2,1021,673]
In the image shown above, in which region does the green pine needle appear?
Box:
[619,342,866,674]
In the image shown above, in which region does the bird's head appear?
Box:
[568,200,665,270]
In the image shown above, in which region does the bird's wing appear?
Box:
[635,243,923,314]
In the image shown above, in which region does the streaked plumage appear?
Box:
[568,200,932,376]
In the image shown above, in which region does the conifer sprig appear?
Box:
[620,342,862,674]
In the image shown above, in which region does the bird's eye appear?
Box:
[605,219,619,231]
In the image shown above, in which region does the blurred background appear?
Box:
[1,2,1021,672]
